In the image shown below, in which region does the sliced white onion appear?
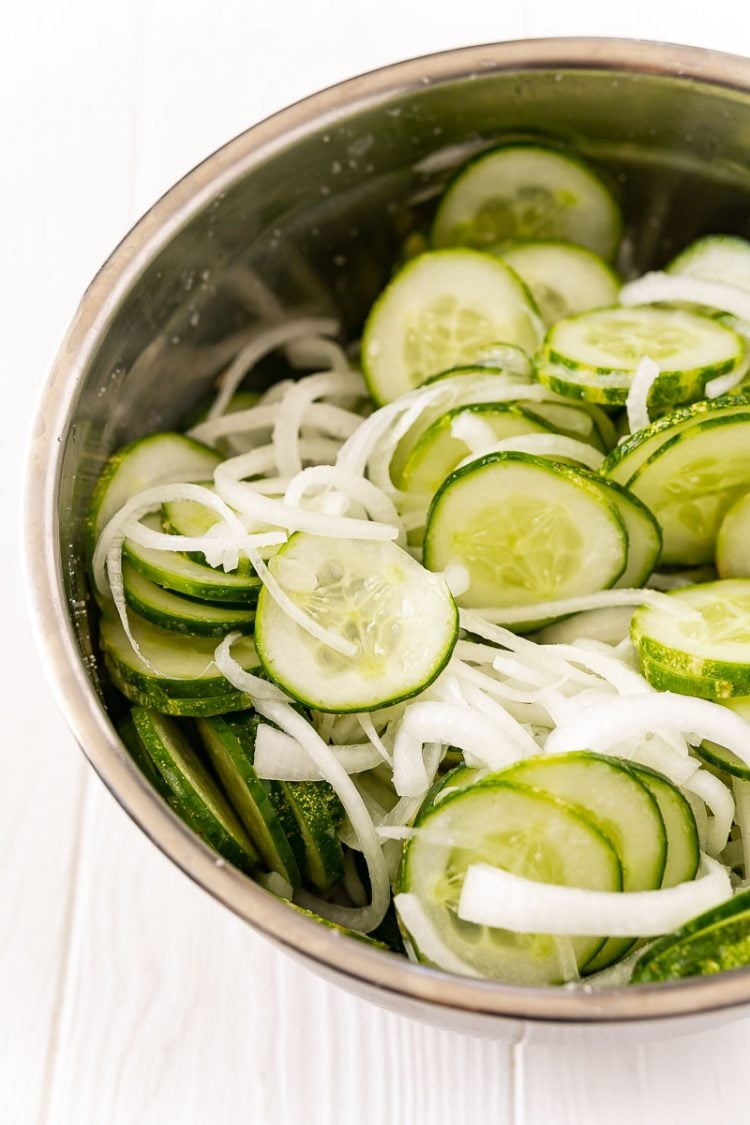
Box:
[284,465,405,545]
[545,692,750,773]
[450,412,502,453]
[733,779,750,879]
[470,588,700,627]
[256,697,390,933]
[539,642,651,695]
[458,855,731,937]
[534,607,635,646]
[272,371,367,478]
[626,355,660,434]
[705,365,750,399]
[207,316,340,419]
[214,456,398,541]
[285,335,352,372]
[253,724,382,780]
[213,633,288,701]
[393,893,482,977]
[455,433,604,472]
[122,519,286,560]
[683,769,734,856]
[356,713,392,765]
[450,683,540,758]
[620,271,750,321]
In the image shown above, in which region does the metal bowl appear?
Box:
[25,37,750,1039]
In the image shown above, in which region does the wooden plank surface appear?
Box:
[5,3,750,1123]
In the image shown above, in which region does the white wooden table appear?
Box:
[6,3,750,1121]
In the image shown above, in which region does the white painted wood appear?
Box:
[8,2,750,1124]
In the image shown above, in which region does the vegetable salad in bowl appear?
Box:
[89,140,750,987]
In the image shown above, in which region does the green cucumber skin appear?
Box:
[695,740,750,781]
[635,634,750,696]
[600,394,750,486]
[197,714,302,887]
[279,780,345,892]
[624,763,700,887]
[105,656,252,717]
[85,433,221,562]
[123,543,261,604]
[122,564,256,638]
[631,889,750,983]
[117,712,173,800]
[130,707,260,874]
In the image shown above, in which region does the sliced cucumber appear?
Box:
[424,359,532,385]
[573,471,662,588]
[130,707,259,873]
[521,399,616,452]
[699,700,750,778]
[431,144,621,259]
[716,492,750,579]
[361,250,542,404]
[632,579,750,695]
[254,532,458,712]
[106,658,250,716]
[636,650,744,702]
[279,780,344,891]
[124,515,261,603]
[196,714,301,887]
[627,764,700,888]
[631,887,750,983]
[600,394,750,487]
[667,235,750,293]
[539,306,745,407]
[500,752,666,970]
[497,240,620,325]
[288,902,390,949]
[400,403,556,495]
[161,483,254,576]
[423,452,627,617]
[86,433,220,559]
[122,561,256,636]
[117,710,173,799]
[625,414,750,566]
[398,779,623,985]
[100,610,259,700]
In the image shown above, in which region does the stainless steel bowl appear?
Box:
[25,37,750,1039]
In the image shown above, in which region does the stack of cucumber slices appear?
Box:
[87,140,750,987]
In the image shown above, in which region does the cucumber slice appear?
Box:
[398,779,623,985]
[631,887,750,983]
[667,235,750,293]
[636,650,745,702]
[117,711,173,799]
[632,579,750,695]
[106,657,250,716]
[86,433,220,559]
[573,471,662,588]
[625,414,750,566]
[400,403,556,495]
[500,753,666,970]
[498,240,620,325]
[431,144,621,259]
[124,515,261,603]
[540,306,744,407]
[196,714,301,887]
[130,707,259,873]
[100,610,259,700]
[254,532,458,712]
[279,780,344,891]
[699,700,750,778]
[361,250,542,404]
[627,764,700,888]
[717,492,750,578]
[600,394,750,486]
[122,561,256,636]
[521,399,616,452]
[423,452,627,617]
[161,483,255,577]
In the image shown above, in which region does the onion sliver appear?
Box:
[470,588,700,627]
[545,691,750,772]
[284,465,405,545]
[457,855,731,937]
[272,371,367,477]
[256,697,390,932]
[207,316,340,419]
[620,271,750,321]
[254,725,382,780]
[626,355,659,434]
[683,770,734,856]
[456,433,604,472]
[214,457,398,541]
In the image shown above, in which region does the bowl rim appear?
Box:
[24,35,750,1026]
